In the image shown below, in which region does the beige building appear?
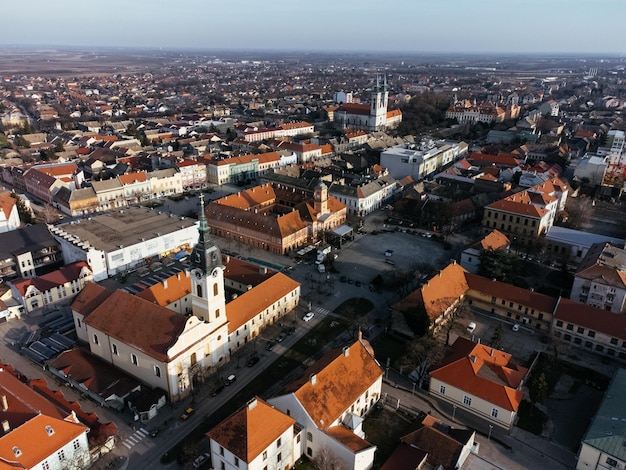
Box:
[429,337,527,430]
[10,261,93,313]
[71,198,301,401]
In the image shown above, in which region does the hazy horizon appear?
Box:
[2,0,625,56]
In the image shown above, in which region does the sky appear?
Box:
[2,0,625,55]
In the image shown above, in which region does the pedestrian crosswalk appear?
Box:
[314,307,332,317]
[121,427,149,449]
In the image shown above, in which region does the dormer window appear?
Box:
[12,446,21,457]
[45,425,54,436]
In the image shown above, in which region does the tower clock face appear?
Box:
[212,268,219,278]
[195,270,202,279]
[193,251,201,264]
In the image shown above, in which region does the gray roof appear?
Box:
[545,226,624,250]
[0,223,58,258]
[54,207,197,253]
[582,369,626,461]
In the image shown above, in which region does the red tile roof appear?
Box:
[12,262,90,296]
[83,290,188,362]
[554,298,626,340]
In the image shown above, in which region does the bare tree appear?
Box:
[313,447,346,470]
[397,334,446,387]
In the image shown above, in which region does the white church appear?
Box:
[333,75,402,131]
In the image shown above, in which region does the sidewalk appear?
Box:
[382,375,576,470]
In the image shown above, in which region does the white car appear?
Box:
[193,453,211,469]
[303,312,315,322]
[467,322,476,333]
[512,323,520,332]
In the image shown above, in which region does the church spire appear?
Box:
[197,193,210,247]
[190,193,223,275]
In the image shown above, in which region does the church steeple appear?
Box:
[190,194,224,275]
[190,194,226,324]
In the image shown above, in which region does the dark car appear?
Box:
[210,384,225,397]
[266,341,275,351]
[247,356,260,367]
[285,326,296,335]
[276,333,286,343]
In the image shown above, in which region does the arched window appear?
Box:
[196,284,202,297]
[213,283,218,296]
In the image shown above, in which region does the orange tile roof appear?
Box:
[215,184,276,210]
[0,414,87,469]
[286,338,382,431]
[226,272,300,333]
[0,193,16,220]
[476,230,510,251]
[276,210,309,237]
[206,397,295,463]
[118,171,147,185]
[394,263,469,322]
[430,337,526,411]
[486,198,547,218]
[136,271,191,306]
[36,163,78,177]
[326,425,374,452]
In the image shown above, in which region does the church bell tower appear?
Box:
[190,194,226,324]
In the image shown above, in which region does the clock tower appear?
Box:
[190,194,226,324]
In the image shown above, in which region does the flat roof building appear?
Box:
[50,207,198,281]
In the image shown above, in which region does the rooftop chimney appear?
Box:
[1,395,7,412]
[247,398,257,410]
[310,374,317,385]
[1,420,9,434]
[343,346,350,357]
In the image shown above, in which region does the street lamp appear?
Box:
[452,405,457,421]
[488,424,493,440]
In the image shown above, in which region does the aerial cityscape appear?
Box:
[1,4,626,469]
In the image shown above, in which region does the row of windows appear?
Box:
[93,335,162,376]
[555,332,626,359]
[439,386,499,418]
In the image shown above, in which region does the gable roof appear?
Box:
[206,397,295,463]
[226,272,300,334]
[554,298,626,340]
[473,229,510,251]
[83,289,188,362]
[430,337,526,412]
[12,262,90,296]
[285,338,382,431]
[393,262,469,322]
[0,193,16,220]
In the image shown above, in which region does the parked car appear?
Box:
[467,322,476,333]
[276,333,286,343]
[193,453,211,469]
[512,323,520,332]
[303,312,315,322]
[265,340,275,351]
[247,355,260,367]
[225,374,236,385]
[180,407,195,420]
[211,384,225,396]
